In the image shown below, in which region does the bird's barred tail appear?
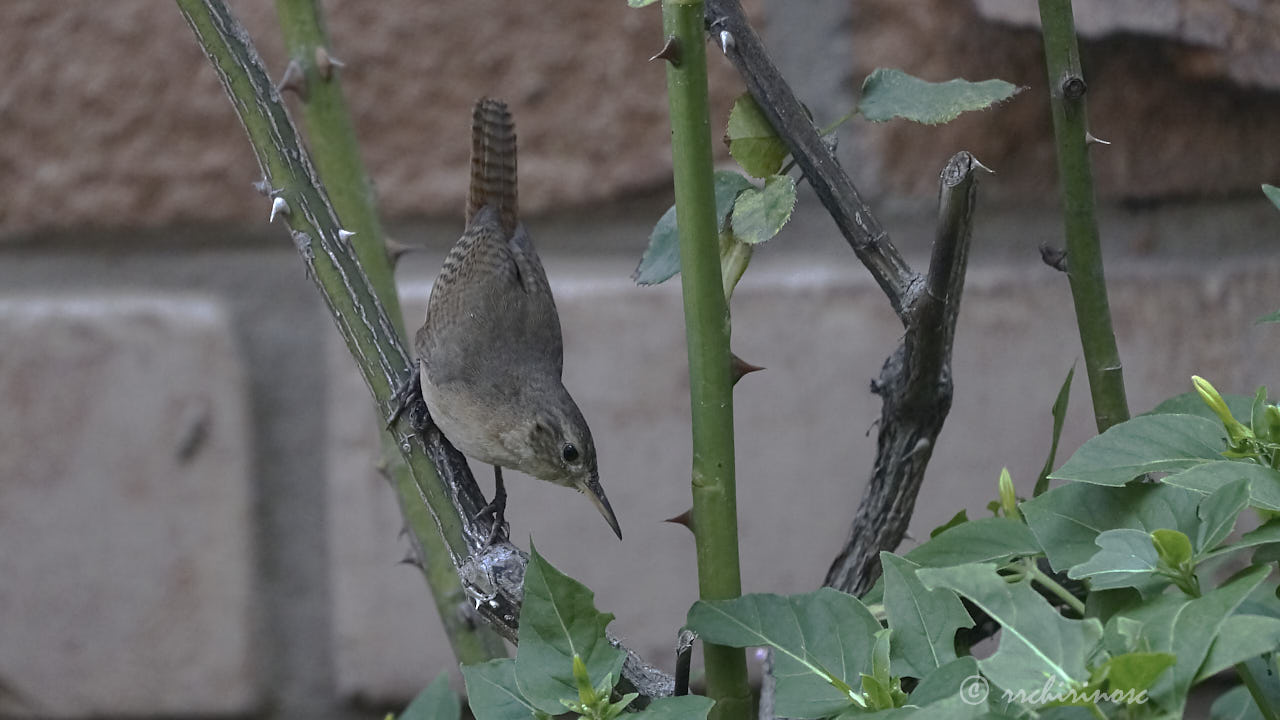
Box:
[467,98,518,237]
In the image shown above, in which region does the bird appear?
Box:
[398,98,620,542]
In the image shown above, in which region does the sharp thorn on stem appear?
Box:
[277,59,308,101]
[337,229,356,242]
[314,46,345,81]
[385,236,418,265]
[731,353,765,385]
[663,508,694,533]
[970,156,995,174]
[1039,243,1069,273]
[269,196,291,223]
[649,36,681,66]
[1085,131,1111,146]
[719,30,735,54]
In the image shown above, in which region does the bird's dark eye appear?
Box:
[562,443,579,463]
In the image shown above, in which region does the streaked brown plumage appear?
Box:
[414,98,620,540]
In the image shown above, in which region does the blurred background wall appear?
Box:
[2,1,1279,718]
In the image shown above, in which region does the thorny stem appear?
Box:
[273,0,507,666]
[1037,0,1130,432]
[661,1,752,717]
[176,0,675,700]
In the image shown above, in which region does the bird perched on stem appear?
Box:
[393,98,620,542]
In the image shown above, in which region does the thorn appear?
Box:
[1085,132,1111,146]
[970,156,995,174]
[719,30,735,54]
[731,353,765,385]
[649,36,681,65]
[1039,243,1068,273]
[270,196,291,223]
[337,229,356,242]
[664,509,694,534]
[385,236,417,265]
[314,46,345,81]
[277,59,308,101]
[252,178,271,196]
[398,552,422,569]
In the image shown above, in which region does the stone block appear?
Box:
[848,0,1280,202]
[0,1,745,236]
[326,253,1280,702]
[0,295,258,717]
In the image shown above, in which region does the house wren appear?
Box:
[411,98,621,540]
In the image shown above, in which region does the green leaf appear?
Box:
[881,553,973,678]
[513,546,625,714]
[906,517,1043,567]
[863,517,1042,605]
[1106,565,1270,713]
[633,171,753,285]
[1049,414,1227,486]
[1211,684,1266,720]
[462,659,540,720]
[906,656,980,707]
[1066,529,1159,590]
[629,695,716,718]
[1151,529,1194,568]
[1036,365,1075,496]
[729,175,796,244]
[687,588,881,718]
[725,93,787,178]
[929,510,969,539]
[1204,519,1280,561]
[1264,183,1280,212]
[1195,614,1280,683]
[918,564,1103,699]
[1196,478,1251,552]
[1022,482,1200,573]
[399,672,460,720]
[1162,461,1280,512]
[1145,392,1257,422]
[1102,651,1176,695]
[857,68,1021,125]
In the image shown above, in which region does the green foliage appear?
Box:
[1036,365,1075,496]
[856,68,1022,125]
[687,588,881,717]
[920,563,1103,695]
[460,548,641,720]
[632,171,752,286]
[730,175,796,244]
[1264,183,1280,212]
[725,93,788,178]
[880,554,973,678]
[396,672,460,720]
[1049,413,1227,486]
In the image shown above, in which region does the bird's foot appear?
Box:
[386,366,431,433]
[474,467,509,546]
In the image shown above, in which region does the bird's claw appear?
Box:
[475,467,509,546]
[386,366,431,432]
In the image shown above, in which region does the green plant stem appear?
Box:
[1024,562,1086,616]
[1037,0,1130,433]
[660,1,751,717]
[273,0,506,665]
[177,0,476,629]
[1236,662,1280,720]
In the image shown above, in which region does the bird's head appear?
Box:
[518,393,621,540]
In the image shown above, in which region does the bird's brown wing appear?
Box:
[419,207,563,388]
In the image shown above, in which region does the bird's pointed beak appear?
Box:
[580,474,622,540]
